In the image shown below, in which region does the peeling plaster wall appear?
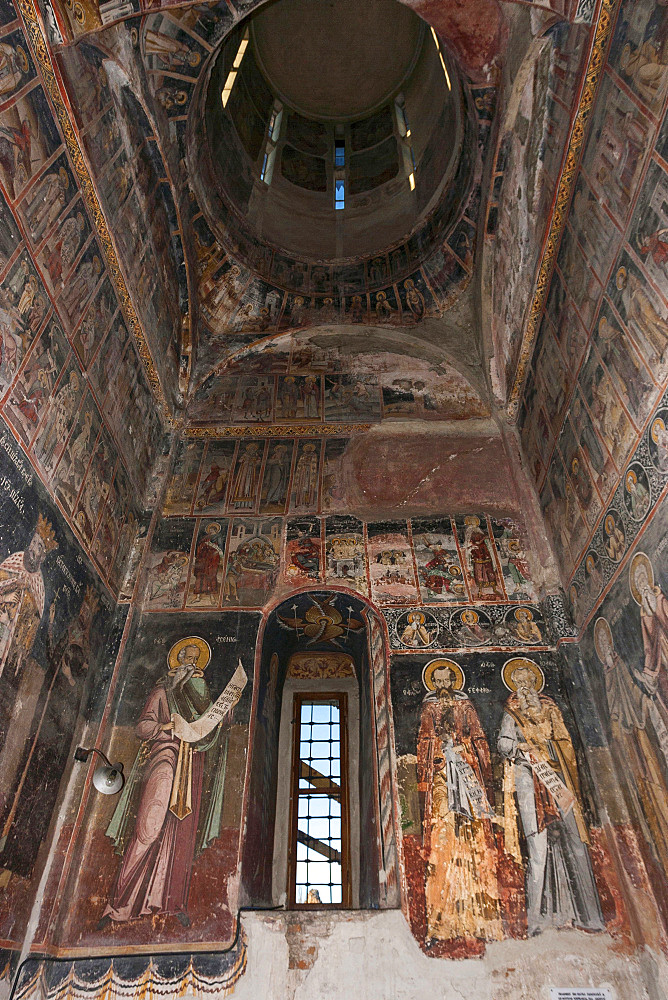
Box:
[230,910,663,1000]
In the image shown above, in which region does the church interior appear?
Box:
[0,0,667,996]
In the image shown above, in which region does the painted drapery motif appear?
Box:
[417,660,502,943]
[104,638,245,925]
[498,660,604,935]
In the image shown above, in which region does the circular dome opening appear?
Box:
[194,0,473,279]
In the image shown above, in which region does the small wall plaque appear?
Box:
[550,990,613,1000]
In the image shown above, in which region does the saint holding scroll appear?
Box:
[102,637,246,927]
[498,658,604,936]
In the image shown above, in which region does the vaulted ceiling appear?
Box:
[35,0,597,434]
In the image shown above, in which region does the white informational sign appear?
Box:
[172,662,247,742]
[550,989,613,1000]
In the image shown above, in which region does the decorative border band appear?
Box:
[16,0,172,427]
[507,0,618,418]
[184,422,372,438]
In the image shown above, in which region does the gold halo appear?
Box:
[625,469,637,489]
[652,417,666,443]
[461,609,479,624]
[168,636,211,671]
[205,521,221,534]
[423,658,465,692]
[406,611,425,624]
[502,657,545,693]
[464,515,480,527]
[594,617,613,662]
[514,607,531,621]
[604,514,615,534]
[616,266,627,290]
[629,551,653,606]
[586,553,595,573]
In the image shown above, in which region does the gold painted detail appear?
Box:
[507,0,618,419]
[184,422,372,438]
[16,0,172,426]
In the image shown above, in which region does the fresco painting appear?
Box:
[324,515,368,597]
[0,413,117,934]
[145,518,194,610]
[455,516,505,602]
[392,651,614,956]
[367,521,418,606]
[581,498,668,889]
[56,45,185,407]
[259,439,294,514]
[289,439,320,512]
[144,510,542,615]
[0,0,663,990]
[412,517,466,603]
[186,520,228,608]
[194,442,236,515]
[284,516,322,586]
[223,519,281,607]
[515,1,668,952]
[184,315,494,426]
[59,613,258,946]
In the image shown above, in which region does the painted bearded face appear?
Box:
[512,668,539,702]
[178,645,201,667]
[24,532,46,573]
[633,565,652,598]
[433,668,454,694]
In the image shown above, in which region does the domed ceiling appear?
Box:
[196,0,468,264]
[41,0,598,432]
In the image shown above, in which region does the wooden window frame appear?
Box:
[287,691,351,909]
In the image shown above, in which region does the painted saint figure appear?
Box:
[630,552,668,727]
[292,443,319,509]
[0,585,97,879]
[190,524,224,605]
[417,660,502,942]
[230,443,260,510]
[0,514,57,683]
[594,616,668,878]
[498,659,604,936]
[102,638,243,926]
[464,517,503,599]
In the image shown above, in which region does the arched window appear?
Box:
[241,591,400,910]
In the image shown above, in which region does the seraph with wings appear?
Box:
[278,595,365,646]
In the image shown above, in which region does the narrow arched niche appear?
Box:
[241,590,400,910]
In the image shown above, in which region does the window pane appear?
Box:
[306,817,330,841]
[292,696,346,906]
[309,741,331,759]
[308,861,331,883]
[310,723,331,741]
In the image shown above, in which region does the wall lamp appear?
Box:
[74,746,125,795]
